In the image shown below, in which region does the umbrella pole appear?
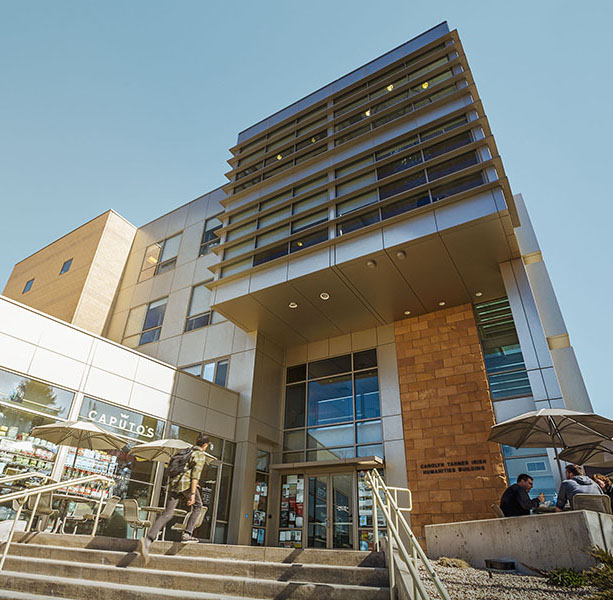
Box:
[549,417,565,481]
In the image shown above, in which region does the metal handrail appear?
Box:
[0,474,114,570]
[0,472,54,486]
[364,469,451,600]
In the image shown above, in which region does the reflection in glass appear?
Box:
[307,375,353,426]
[307,424,354,449]
[333,474,353,548]
[356,420,382,445]
[308,355,352,379]
[355,370,380,419]
[307,447,355,461]
[284,384,306,429]
[308,476,327,548]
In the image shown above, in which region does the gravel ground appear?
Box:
[419,562,595,600]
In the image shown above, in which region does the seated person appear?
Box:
[500,473,545,517]
[555,464,602,511]
[592,473,613,502]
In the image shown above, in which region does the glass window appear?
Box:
[284,429,304,451]
[139,298,167,345]
[308,354,352,379]
[226,220,256,242]
[267,133,294,153]
[333,94,368,117]
[335,112,366,133]
[122,304,147,347]
[355,370,380,419]
[259,206,291,229]
[375,136,419,161]
[372,104,412,129]
[336,171,376,196]
[202,362,215,382]
[372,91,409,115]
[307,447,354,461]
[427,151,479,182]
[356,420,382,444]
[336,190,378,217]
[353,349,377,370]
[379,170,427,201]
[423,131,472,161]
[296,130,327,151]
[284,383,306,429]
[22,279,34,293]
[410,70,453,95]
[253,243,288,266]
[369,76,407,100]
[381,194,430,220]
[155,233,182,275]
[307,423,354,448]
[413,83,457,110]
[286,364,306,384]
[261,191,291,212]
[356,444,383,458]
[377,152,423,180]
[337,210,380,236]
[291,210,328,234]
[293,176,327,197]
[139,243,162,282]
[420,115,468,142]
[59,258,73,275]
[223,239,255,260]
[335,125,370,146]
[0,368,74,419]
[181,364,202,377]
[214,360,229,387]
[307,374,353,426]
[290,228,327,253]
[367,64,406,88]
[185,283,212,332]
[221,257,252,278]
[430,172,484,202]
[294,145,326,165]
[408,56,449,81]
[293,191,328,215]
[199,216,222,256]
[256,226,288,248]
[336,156,374,179]
[297,116,327,136]
[236,162,262,180]
[265,146,294,166]
[229,205,258,224]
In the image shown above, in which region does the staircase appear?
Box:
[0,532,390,599]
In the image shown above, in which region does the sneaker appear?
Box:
[137,536,151,565]
[181,534,199,543]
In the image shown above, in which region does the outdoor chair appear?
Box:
[490,503,505,518]
[79,495,121,535]
[63,502,93,534]
[121,499,152,539]
[572,493,612,514]
[14,492,59,532]
[170,506,208,538]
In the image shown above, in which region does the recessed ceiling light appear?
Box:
[475,291,483,297]
[404,310,411,315]
[366,259,377,269]
[310,136,316,143]
[320,292,330,300]
[396,250,406,260]
[438,301,446,306]
[386,84,394,92]
[365,109,371,117]
[288,302,298,309]
[276,154,283,160]
[296,241,304,247]
[421,81,429,89]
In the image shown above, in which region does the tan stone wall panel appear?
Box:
[394,304,506,544]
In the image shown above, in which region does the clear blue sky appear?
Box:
[1,1,611,418]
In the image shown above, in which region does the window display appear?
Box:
[251,450,270,546]
[279,474,304,548]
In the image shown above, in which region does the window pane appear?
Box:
[423,131,472,161]
[296,130,327,151]
[284,429,304,451]
[256,226,288,248]
[408,56,449,81]
[160,234,181,262]
[290,228,328,253]
[287,364,306,384]
[307,374,353,426]
[353,349,377,370]
[357,444,383,458]
[377,152,422,180]
[355,370,380,419]
[221,257,252,278]
[430,172,484,202]
[261,191,291,212]
[143,298,167,331]
[336,190,378,217]
[285,383,306,429]
[253,243,288,266]
[308,355,352,379]
[293,176,327,197]
[188,284,211,317]
[22,279,34,293]
[139,327,161,345]
[60,259,72,274]
[356,420,382,444]
[202,362,215,382]
[293,191,328,215]
[420,115,468,142]
[185,312,211,332]
[297,116,328,136]
[224,239,255,260]
[375,136,419,161]
[124,305,147,337]
[333,95,368,117]
[291,210,328,234]
[182,364,202,376]
[337,209,380,236]
[379,171,427,200]
[335,156,374,179]
[336,171,376,196]
[335,125,370,146]
[226,221,257,242]
[265,146,294,166]
[381,194,430,220]
[215,360,229,387]
[229,206,258,224]
[307,447,355,461]
[259,206,291,229]
[427,151,479,181]
[307,424,354,449]
[414,84,457,110]
[267,133,294,152]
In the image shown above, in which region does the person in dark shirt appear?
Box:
[500,473,545,517]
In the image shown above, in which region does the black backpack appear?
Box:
[166,447,194,481]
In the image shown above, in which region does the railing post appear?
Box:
[26,492,41,532]
[91,494,105,537]
[372,475,379,552]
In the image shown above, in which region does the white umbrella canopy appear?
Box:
[130,438,192,463]
[559,440,613,469]
[30,420,127,451]
[488,409,613,449]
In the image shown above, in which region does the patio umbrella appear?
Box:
[129,438,192,463]
[488,409,613,449]
[559,440,613,469]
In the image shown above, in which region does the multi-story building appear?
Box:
[0,22,591,549]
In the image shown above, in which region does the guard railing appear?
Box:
[0,473,114,570]
[364,469,451,600]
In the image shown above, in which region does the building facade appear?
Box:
[0,22,591,548]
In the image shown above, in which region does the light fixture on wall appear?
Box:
[320,292,330,300]
[288,302,298,309]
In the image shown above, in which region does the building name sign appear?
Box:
[87,410,156,439]
[420,459,487,475]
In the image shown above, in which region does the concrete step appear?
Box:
[8,543,389,587]
[0,570,260,600]
[15,532,384,567]
[2,556,390,599]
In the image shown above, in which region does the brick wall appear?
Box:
[394,303,507,543]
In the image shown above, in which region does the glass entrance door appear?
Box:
[331,474,353,548]
[307,475,327,547]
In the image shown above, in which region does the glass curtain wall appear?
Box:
[474,298,557,501]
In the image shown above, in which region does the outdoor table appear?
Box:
[533,504,557,514]
[143,505,187,540]
[53,493,101,533]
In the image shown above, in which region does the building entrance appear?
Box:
[278,467,383,551]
